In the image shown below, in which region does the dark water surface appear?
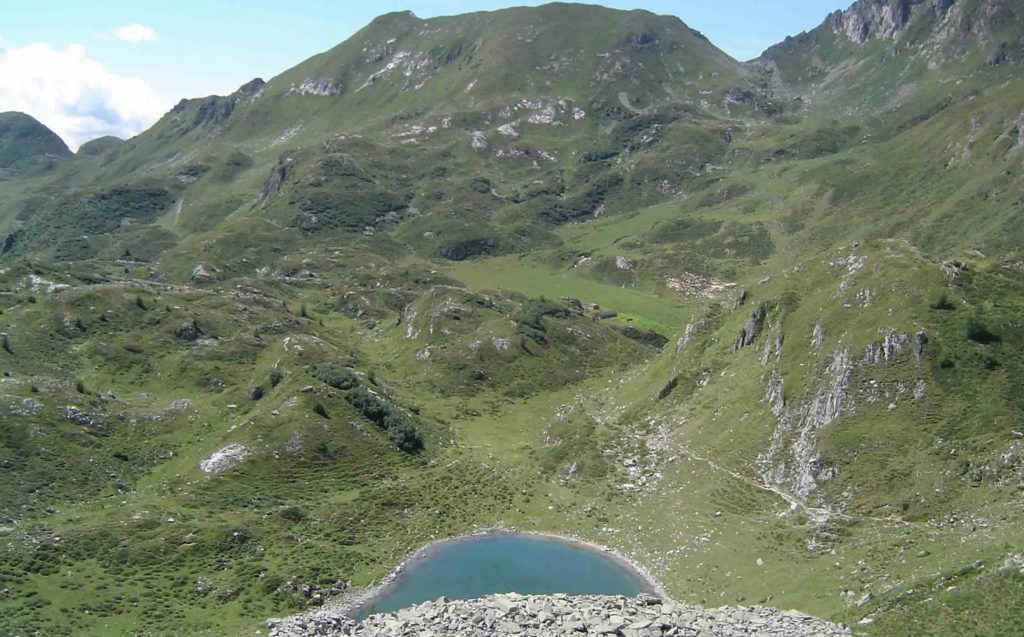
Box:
[355,532,649,617]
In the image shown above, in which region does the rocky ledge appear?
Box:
[267,593,853,636]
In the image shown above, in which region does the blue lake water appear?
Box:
[355,532,649,617]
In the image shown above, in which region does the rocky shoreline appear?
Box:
[267,593,855,636]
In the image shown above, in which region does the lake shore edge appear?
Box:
[322,527,669,619]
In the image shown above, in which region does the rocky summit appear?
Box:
[266,593,853,637]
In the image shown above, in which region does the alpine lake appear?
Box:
[353,531,654,618]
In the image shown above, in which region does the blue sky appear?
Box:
[0,1,846,148]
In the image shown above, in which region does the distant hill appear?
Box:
[0,111,71,175]
[76,135,125,156]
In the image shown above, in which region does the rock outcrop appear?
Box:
[732,305,767,351]
[263,152,298,199]
[760,347,852,499]
[833,0,924,44]
[267,593,852,637]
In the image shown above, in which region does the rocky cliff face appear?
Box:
[266,593,853,637]
[757,0,1024,105]
[830,0,939,44]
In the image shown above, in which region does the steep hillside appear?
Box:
[1,2,1023,637]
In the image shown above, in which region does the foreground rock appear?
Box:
[267,593,853,636]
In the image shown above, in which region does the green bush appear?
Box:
[536,174,623,225]
[268,369,283,387]
[278,505,306,522]
[966,316,1001,344]
[515,297,570,343]
[310,363,359,390]
[619,326,669,349]
[930,292,956,310]
[342,387,423,453]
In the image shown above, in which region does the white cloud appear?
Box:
[0,42,170,150]
[112,24,158,43]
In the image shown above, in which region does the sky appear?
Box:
[0,1,847,150]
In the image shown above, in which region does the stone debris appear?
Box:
[999,553,1024,575]
[190,264,216,283]
[940,260,968,283]
[286,77,341,97]
[666,273,734,300]
[10,398,42,415]
[62,405,105,429]
[22,274,70,293]
[498,123,519,137]
[470,131,488,151]
[199,443,250,473]
[267,593,853,637]
[166,398,194,411]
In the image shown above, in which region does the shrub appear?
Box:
[310,363,359,390]
[619,326,669,349]
[966,317,1001,344]
[535,174,624,225]
[930,292,956,310]
[278,506,306,522]
[344,387,387,422]
[516,297,570,343]
[343,387,423,453]
[269,369,283,387]
[468,176,492,194]
[386,420,424,453]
